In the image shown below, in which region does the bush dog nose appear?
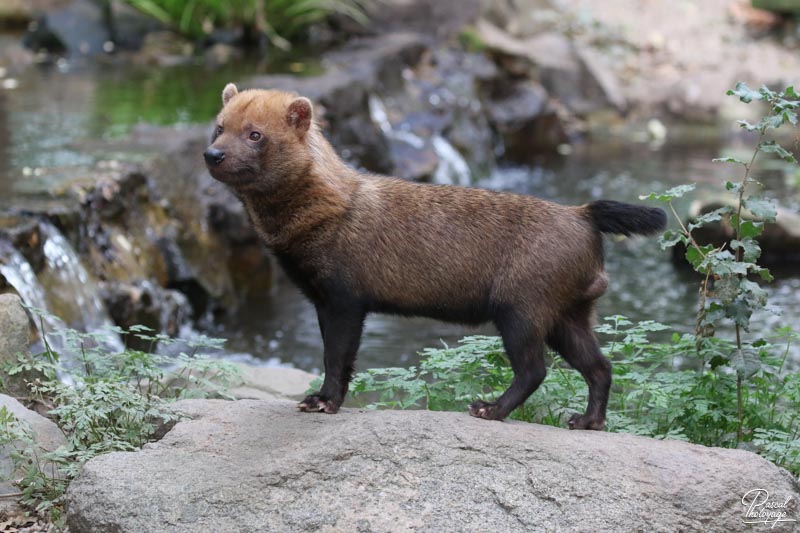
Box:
[204,148,225,166]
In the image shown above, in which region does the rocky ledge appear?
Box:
[66,399,799,532]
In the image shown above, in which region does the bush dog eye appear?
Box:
[249,132,262,142]
[203,83,666,428]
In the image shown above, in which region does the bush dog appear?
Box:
[204,84,666,429]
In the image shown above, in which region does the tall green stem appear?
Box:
[733,130,763,445]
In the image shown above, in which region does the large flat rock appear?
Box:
[66,399,799,532]
[228,364,317,402]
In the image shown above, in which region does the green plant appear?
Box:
[458,26,486,53]
[342,320,800,475]
[641,83,798,443]
[0,319,242,526]
[118,0,370,49]
[0,406,70,523]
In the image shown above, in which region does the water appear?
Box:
[0,241,50,313]
[0,60,798,373]
[368,95,473,186]
[38,221,119,339]
[0,53,322,204]
[0,220,124,356]
[431,135,472,186]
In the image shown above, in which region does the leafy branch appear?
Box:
[641,83,798,443]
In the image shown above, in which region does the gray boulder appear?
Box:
[227,365,317,402]
[0,0,33,27]
[23,0,110,56]
[1,394,66,513]
[362,0,481,41]
[101,280,191,350]
[108,0,167,51]
[66,399,800,532]
[0,214,45,273]
[476,19,626,115]
[0,293,28,362]
[482,78,568,155]
[0,293,31,397]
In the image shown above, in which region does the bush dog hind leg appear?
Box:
[546,303,611,430]
[469,308,547,420]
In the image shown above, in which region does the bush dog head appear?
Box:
[205,83,666,428]
[205,83,317,192]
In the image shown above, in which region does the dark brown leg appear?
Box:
[298,304,365,414]
[546,305,611,430]
[469,309,547,421]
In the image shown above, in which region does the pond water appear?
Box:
[0,58,798,372]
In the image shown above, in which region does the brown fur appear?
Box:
[205,85,665,428]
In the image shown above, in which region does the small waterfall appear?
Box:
[368,95,473,186]
[0,238,66,344]
[431,135,472,187]
[0,241,50,313]
[368,94,393,136]
[368,95,427,148]
[38,221,120,344]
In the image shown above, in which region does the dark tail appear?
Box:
[584,200,667,236]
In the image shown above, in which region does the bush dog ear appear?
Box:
[286,97,313,136]
[222,83,239,106]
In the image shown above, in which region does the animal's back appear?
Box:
[328,175,603,319]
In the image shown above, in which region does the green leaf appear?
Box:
[754,266,774,282]
[730,347,761,379]
[758,85,778,101]
[730,239,761,262]
[740,279,768,308]
[725,180,744,193]
[728,262,750,276]
[725,298,753,329]
[688,206,731,232]
[739,220,764,239]
[785,85,798,98]
[685,244,714,271]
[743,196,777,222]
[708,354,729,369]
[759,140,797,163]
[711,249,735,262]
[737,120,760,132]
[658,230,685,249]
[759,114,785,131]
[727,82,762,103]
[640,184,696,203]
[714,275,739,304]
[774,97,799,112]
[712,157,746,165]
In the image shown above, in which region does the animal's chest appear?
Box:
[273,250,341,304]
